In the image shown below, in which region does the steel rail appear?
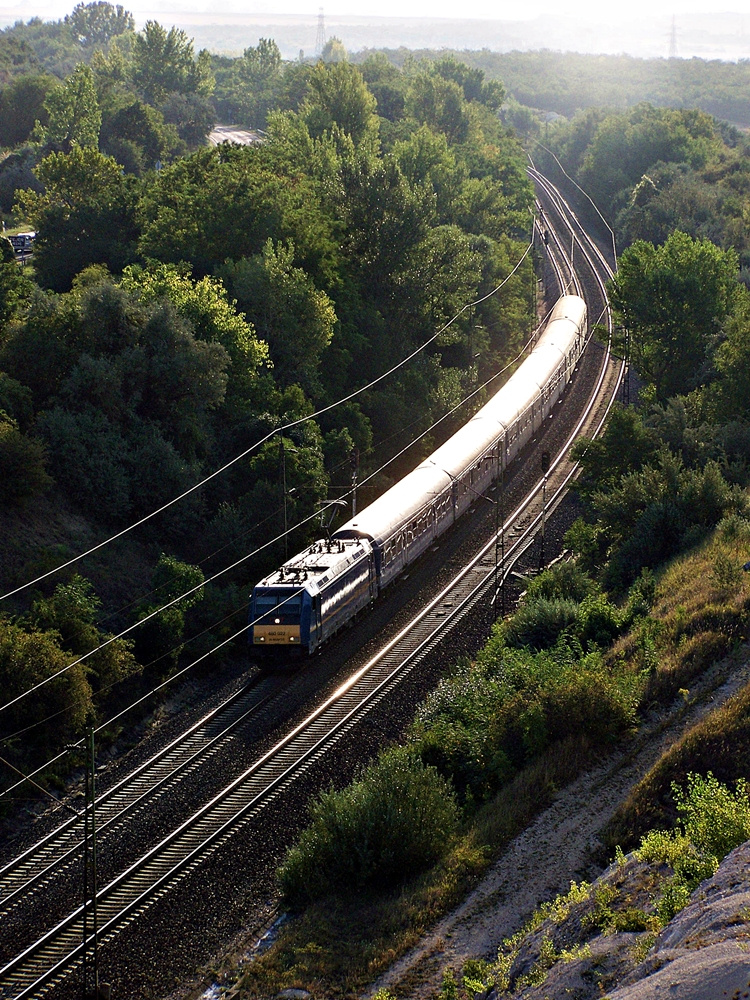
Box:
[0,681,275,915]
[0,169,621,1000]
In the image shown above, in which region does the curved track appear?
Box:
[0,168,622,1000]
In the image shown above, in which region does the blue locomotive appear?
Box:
[249,295,587,655]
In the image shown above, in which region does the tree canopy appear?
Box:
[610,231,739,399]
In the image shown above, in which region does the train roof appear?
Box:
[334,295,586,549]
[254,536,372,595]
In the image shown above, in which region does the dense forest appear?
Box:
[357,47,750,128]
[0,4,535,795]
[238,51,750,1000]
[5,8,750,997]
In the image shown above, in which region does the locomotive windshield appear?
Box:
[254,591,302,619]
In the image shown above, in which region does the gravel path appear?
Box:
[369,645,750,999]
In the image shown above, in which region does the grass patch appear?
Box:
[605,677,750,850]
[237,738,597,999]
[242,524,750,999]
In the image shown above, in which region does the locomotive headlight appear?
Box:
[274,617,281,624]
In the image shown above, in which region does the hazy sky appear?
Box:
[2,0,748,20]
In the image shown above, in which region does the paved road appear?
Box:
[208,124,263,146]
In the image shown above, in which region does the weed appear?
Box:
[438,967,459,1000]
[630,931,657,963]
[513,935,558,989]
[655,876,692,924]
[712,551,743,594]
[559,942,592,963]
[462,957,490,994]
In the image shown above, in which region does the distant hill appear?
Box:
[3,7,750,62]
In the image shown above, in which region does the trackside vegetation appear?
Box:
[238,512,750,999]
[243,102,750,988]
[0,5,537,802]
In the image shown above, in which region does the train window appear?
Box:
[256,593,301,614]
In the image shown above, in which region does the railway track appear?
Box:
[0,680,279,917]
[0,168,622,1000]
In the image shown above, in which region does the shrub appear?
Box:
[502,597,579,650]
[675,771,750,861]
[0,415,52,504]
[711,550,743,594]
[606,683,750,849]
[524,561,597,604]
[636,772,750,924]
[716,512,750,544]
[417,644,637,800]
[278,746,460,906]
[575,593,622,650]
[623,568,656,626]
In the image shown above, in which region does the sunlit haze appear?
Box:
[3,0,750,60]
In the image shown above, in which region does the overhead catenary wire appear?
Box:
[0,242,533,606]
[527,142,618,271]
[0,298,554,772]
[0,590,300,802]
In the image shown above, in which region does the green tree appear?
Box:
[40,62,101,150]
[131,21,213,105]
[575,104,722,217]
[0,147,42,214]
[0,236,33,328]
[303,60,377,145]
[340,152,433,295]
[134,553,204,674]
[31,574,138,689]
[709,285,750,422]
[0,414,51,504]
[0,618,92,753]
[0,73,57,147]
[65,2,134,48]
[230,38,282,128]
[242,36,281,80]
[406,70,470,145]
[160,91,214,148]
[121,262,268,396]
[609,231,738,399]
[137,144,337,282]
[572,405,658,499]
[433,55,504,109]
[15,145,139,290]
[359,53,406,123]
[99,99,178,173]
[320,37,347,63]
[128,299,230,457]
[394,125,465,223]
[397,224,482,330]
[223,239,335,393]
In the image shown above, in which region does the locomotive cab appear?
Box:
[250,587,306,648]
[249,536,376,655]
